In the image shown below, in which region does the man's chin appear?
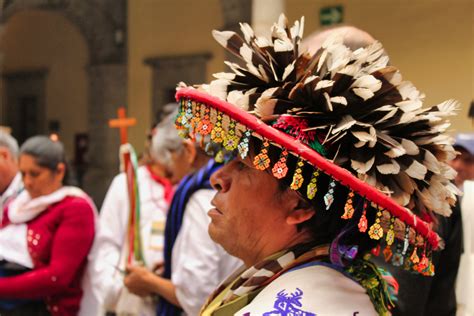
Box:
[208,224,224,245]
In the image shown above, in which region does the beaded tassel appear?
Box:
[290,159,305,190]
[341,191,355,219]
[197,106,213,136]
[238,129,251,159]
[368,208,384,240]
[358,200,368,233]
[224,120,239,151]
[272,150,289,179]
[323,179,337,210]
[306,170,320,200]
[253,140,271,170]
[211,111,225,144]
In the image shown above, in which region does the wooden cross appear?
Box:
[109,107,137,145]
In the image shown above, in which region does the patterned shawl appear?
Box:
[201,243,395,316]
[201,243,330,316]
[157,159,221,316]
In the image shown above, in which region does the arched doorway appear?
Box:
[0,0,127,206]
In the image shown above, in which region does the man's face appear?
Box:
[209,157,300,262]
[0,146,17,194]
[450,148,474,187]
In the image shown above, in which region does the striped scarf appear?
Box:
[157,159,221,316]
[201,243,330,316]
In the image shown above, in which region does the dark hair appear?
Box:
[20,135,72,185]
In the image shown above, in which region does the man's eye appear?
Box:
[237,161,247,170]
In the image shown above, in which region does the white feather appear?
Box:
[330,96,347,106]
[323,92,333,112]
[239,22,254,43]
[352,156,375,174]
[255,87,279,117]
[396,99,423,112]
[282,61,295,81]
[209,79,229,100]
[274,39,294,52]
[377,160,400,174]
[212,30,234,46]
[401,139,419,155]
[332,115,355,134]
[423,149,440,174]
[404,160,427,180]
[315,80,334,91]
[213,72,236,80]
[353,87,375,101]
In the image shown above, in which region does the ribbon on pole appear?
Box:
[109,107,145,265]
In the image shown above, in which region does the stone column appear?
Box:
[252,0,285,37]
[219,0,251,63]
[82,63,126,207]
[144,53,212,119]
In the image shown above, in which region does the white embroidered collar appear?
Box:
[8,186,89,223]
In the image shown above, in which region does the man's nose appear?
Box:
[210,165,231,193]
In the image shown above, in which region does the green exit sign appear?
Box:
[320,5,344,26]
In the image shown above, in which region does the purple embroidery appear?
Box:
[263,288,316,316]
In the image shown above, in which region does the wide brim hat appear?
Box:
[175,15,459,275]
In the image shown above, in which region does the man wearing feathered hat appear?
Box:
[174,15,459,315]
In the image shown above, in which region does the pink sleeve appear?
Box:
[0,198,95,299]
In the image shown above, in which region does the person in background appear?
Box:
[123,112,242,316]
[452,133,474,316]
[0,131,22,212]
[82,110,178,316]
[0,135,96,316]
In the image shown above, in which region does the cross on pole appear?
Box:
[109,107,137,145]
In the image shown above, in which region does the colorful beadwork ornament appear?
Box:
[272,150,289,179]
[211,112,225,144]
[215,150,225,163]
[197,107,213,136]
[341,191,355,219]
[224,120,239,151]
[253,140,271,170]
[306,170,320,200]
[368,210,384,240]
[371,244,381,256]
[290,159,305,190]
[402,226,410,256]
[323,179,337,210]
[358,201,368,233]
[237,129,251,159]
[181,99,194,130]
[386,217,395,246]
[383,245,393,262]
[190,101,201,132]
[392,243,404,266]
[417,250,429,274]
[410,246,420,264]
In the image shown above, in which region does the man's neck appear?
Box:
[242,231,313,267]
[147,163,166,179]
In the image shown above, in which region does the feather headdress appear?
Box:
[175,15,459,274]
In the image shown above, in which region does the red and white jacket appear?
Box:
[0,187,96,316]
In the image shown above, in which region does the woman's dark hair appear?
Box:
[20,135,73,185]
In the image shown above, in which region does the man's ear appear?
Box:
[284,190,315,225]
[287,207,315,225]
